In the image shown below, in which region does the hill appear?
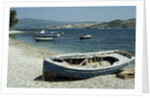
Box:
[13,18,97,29]
[13,18,135,29]
[86,18,136,29]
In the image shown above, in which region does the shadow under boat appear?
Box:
[34,75,85,82]
[34,70,123,82]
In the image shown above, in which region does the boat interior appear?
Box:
[53,55,120,68]
[114,51,133,59]
[52,51,134,68]
[63,56,119,68]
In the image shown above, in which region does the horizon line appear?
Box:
[17,17,136,23]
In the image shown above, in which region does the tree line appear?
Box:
[10,10,18,29]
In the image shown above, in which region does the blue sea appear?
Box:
[12,28,135,55]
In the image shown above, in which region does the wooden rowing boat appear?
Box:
[42,50,135,80]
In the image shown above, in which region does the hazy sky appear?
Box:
[11,6,136,22]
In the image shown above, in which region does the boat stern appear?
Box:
[42,57,70,81]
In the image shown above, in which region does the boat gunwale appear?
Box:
[34,37,54,41]
[44,50,135,71]
[44,58,135,72]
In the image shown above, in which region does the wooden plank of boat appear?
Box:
[116,72,135,80]
[42,50,135,80]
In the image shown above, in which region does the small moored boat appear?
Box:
[33,29,55,41]
[80,35,91,40]
[43,50,135,79]
[34,36,54,41]
[33,30,61,37]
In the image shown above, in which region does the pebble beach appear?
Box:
[7,30,135,89]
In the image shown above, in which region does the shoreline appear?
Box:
[9,30,25,34]
[9,37,56,58]
[7,31,135,88]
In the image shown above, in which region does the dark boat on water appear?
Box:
[80,35,92,40]
[42,50,135,80]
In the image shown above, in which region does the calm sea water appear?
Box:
[12,29,135,55]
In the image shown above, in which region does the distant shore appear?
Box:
[7,30,135,88]
[9,30,25,34]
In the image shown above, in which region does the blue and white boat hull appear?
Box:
[42,50,135,79]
